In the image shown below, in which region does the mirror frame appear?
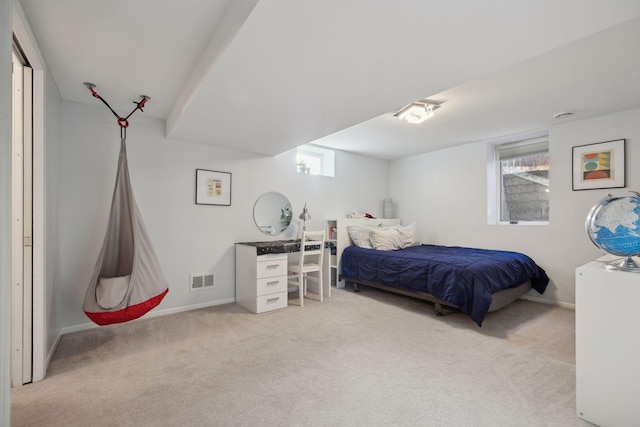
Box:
[253,192,292,235]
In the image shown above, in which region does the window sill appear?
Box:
[496,221,549,226]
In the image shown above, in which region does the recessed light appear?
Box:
[553,112,574,120]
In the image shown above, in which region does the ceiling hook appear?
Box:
[83,82,99,98]
[136,95,151,110]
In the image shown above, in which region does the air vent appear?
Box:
[190,274,214,291]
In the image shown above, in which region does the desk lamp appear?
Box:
[299,203,311,232]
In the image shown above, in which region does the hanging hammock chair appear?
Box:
[82,85,168,325]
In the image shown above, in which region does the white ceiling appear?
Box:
[19,0,640,160]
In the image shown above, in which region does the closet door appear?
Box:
[11,48,33,386]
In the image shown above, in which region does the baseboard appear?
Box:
[46,332,63,372]
[520,294,575,310]
[59,297,237,336]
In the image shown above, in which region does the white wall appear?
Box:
[57,101,391,329]
[391,107,640,305]
[43,66,63,360]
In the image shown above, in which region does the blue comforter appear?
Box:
[341,244,549,326]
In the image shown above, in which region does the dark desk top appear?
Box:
[236,239,334,256]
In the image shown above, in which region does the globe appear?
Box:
[586,192,640,271]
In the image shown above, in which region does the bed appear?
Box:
[339,222,549,326]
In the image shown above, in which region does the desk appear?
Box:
[235,240,332,313]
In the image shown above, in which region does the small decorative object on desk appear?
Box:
[585,191,640,272]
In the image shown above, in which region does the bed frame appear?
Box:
[345,277,532,316]
[335,218,532,317]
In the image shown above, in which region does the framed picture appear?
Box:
[195,169,232,206]
[572,139,625,191]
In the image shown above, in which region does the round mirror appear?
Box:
[253,192,292,235]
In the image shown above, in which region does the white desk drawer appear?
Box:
[257,258,287,278]
[256,291,287,313]
[257,276,287,296]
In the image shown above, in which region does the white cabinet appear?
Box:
[235,244,287,313]
[576,261,640,426]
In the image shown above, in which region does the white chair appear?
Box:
[288,230,325,307]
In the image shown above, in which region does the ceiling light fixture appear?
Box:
[394,100,442,124]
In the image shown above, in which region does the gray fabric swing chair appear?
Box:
[82,84,169,325]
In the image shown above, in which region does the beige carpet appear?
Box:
[11,287,588,426]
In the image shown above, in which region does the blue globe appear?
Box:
[586,194,640,257]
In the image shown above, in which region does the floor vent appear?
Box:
[190,274,214,291]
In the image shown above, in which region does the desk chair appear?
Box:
[287,230,325,307]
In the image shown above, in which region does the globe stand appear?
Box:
[603,255,640,273]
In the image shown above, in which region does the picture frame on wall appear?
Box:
[195,169,232,206]
[572,139,625,191]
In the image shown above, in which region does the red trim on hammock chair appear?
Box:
[84,288,169,326]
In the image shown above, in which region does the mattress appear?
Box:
[341,244,549,326]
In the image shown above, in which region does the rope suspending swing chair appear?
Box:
[82,83,169,326]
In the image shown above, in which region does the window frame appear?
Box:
[296,144,335,177]
[488,136,550,225]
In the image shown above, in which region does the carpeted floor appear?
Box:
[11,287,589,426]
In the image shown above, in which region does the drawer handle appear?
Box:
[266,264,280,269]
[266,281,279,286]
[266,297,280,303]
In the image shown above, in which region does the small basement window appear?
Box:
[489,136,549,224]
[296,144,334,177]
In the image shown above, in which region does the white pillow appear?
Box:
[96,275,131,309]
[347,226,373,248]
[397,222,420,248]
[370,227,404,251]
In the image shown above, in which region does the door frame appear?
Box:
[12,3,46,383]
